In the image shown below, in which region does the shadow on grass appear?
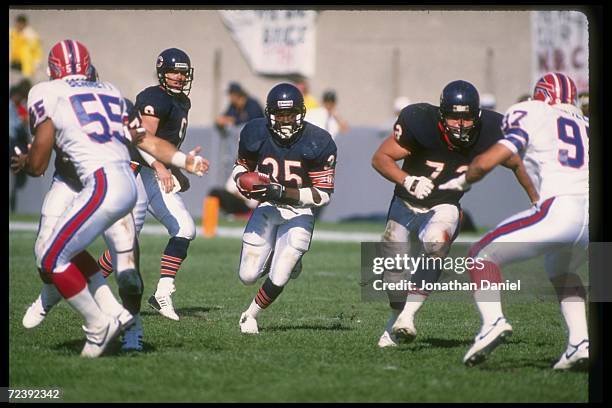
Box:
[141,305,222,318]
[264,322,353,332]
[52,338,157,356]
[474,356,558,371]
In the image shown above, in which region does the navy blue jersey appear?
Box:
[394,103,503,207]
[130,86,190,165]
[238,119,337,194]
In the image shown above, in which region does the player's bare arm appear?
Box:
[501,152,540,204]
[371,134,411,185]
[131,129,208,177]
[465,143,513,183]
[12,119,55,177]
[372,134,434,200]
[141,114,175,193]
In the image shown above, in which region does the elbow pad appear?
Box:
[299,187,331,207]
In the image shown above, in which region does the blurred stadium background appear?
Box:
[8,7,590,228]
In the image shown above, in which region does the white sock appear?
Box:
[560,296,588,344]
[245,299,262,319]
[400,293,427,320]
[65,286,107,329]
[474,289,504,326]
[384,309,401,333]
[88,272,124,318]
[40,283,62,311]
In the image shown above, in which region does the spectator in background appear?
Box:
[307,89,349,140]
[215,82,264,129]
[9,79,32,157]
[9,79,33,212]
[480,93,496,110]
[578,91,589,117]
[293,76,319,110]
[9,14,43,78]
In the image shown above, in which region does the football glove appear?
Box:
[403,175,434,199]
[249,182,285,202]
[438,174,471,192]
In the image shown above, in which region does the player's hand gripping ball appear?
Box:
[237,172,271,197]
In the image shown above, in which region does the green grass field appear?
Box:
[9,224,588,402]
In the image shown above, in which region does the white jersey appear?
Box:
[498,100,589,201]
[27,76,131,183]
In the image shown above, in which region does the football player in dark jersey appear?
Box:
[233,83,337,334]
[371,80,537,348]
[96,48,196,324]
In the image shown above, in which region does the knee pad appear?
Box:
[239,242,271,285]
[287,228,311,253]
[176,218,196,241]
[382,220,408,243]
[420,226,452,258]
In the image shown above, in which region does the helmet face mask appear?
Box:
[439,80,481,149]
[156,48,194,96]
[265,83,306,143]
[442,114,478,146]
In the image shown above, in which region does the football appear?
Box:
[237,172,271,192]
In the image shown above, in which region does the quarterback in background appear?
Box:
[97,48,197,322]
[233,83,337,334]
[440,72,589,370]
[12,40,207,357]
[371,80,537,348]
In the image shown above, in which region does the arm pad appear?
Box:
[231,162,249,183]
[298,187,331,207]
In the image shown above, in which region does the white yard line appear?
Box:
[9,221,481,243]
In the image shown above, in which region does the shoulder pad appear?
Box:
[136,86,170,117]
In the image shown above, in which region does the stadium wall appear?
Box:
[8,8,534,227]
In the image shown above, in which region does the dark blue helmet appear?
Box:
[265,83,306,143]
[156,48,194,96]
[439,80,481,148]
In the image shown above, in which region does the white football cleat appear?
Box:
[22,295,49,329]
[239,312,259,334]
[391,312,417,344]
[115,308,135,330]
[553,339,589,370]
[377,330,399,348]
[80,317,121,358]
[121,315,143,352]
[148,284,179,321]
[463,317,513,366]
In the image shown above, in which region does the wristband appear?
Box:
[171,151,187,169]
